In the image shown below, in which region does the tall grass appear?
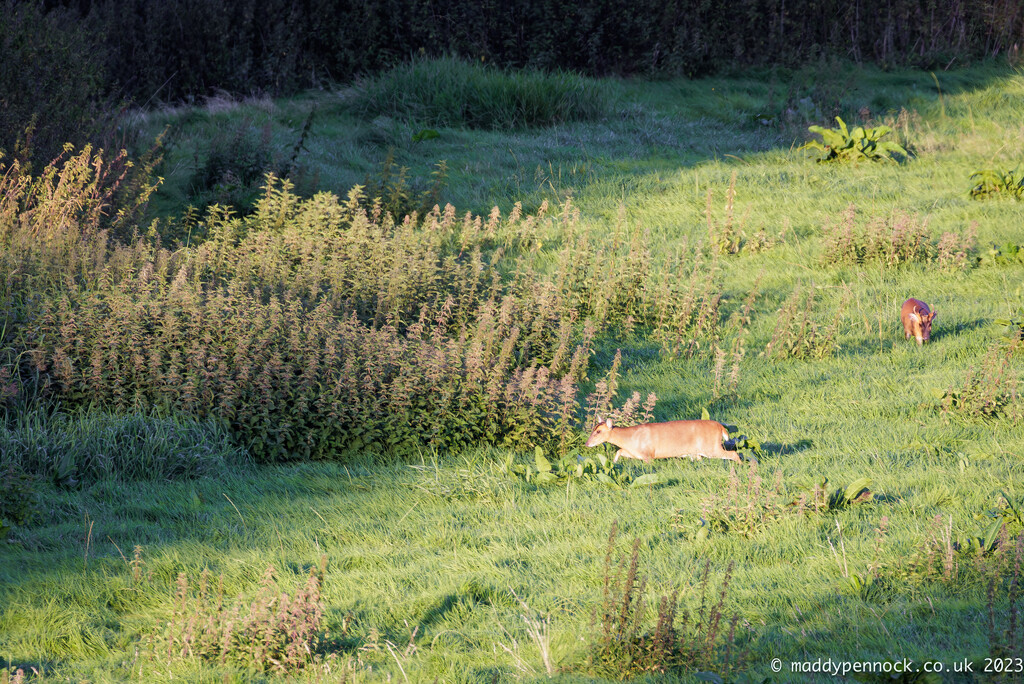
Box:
[0,405,243,483]
[345,57,608,130]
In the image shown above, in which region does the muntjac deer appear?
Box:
[585,417,739,463]
[901,298,935,345]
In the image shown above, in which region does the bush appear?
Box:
[0,147,834,462]
[762,282,846,360]
[2,149,601,461]
[188,119,277,213]
[938,338,1021,422]
[0,1,108,167]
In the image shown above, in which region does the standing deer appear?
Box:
[901,298,935,345]
[585,417,739,463]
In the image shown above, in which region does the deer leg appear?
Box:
[615,448,646,463]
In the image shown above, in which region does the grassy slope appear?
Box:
[3,62,1024,682]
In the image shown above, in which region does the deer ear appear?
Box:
[928,311,936,322]
[605,418,613,428]
[908,312,920,322]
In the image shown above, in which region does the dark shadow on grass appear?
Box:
[872,492,901,504]
[759,439,814,457]
[418,593,460,630]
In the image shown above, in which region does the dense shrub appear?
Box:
[0,1,108,166]
[1,150,593,461]
[20,0,1024,105]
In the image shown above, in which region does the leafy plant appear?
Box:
[797,476,874,512]
[800,116,908,163]
[981,242,1024,267]
[502,446,665,490]
[960,515,1006,557]
[970,167,1024,200]
[995,309,1024,343]
[719,419,763,463]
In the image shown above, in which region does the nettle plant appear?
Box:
[936,338,1021,421]
[801,116,908,163]
[761,283,847,360]
[822,205,976,272]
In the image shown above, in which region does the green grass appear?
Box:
[4,60,1024,681]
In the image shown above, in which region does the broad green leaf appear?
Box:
[819,130,846,148]
[982,515,1004,551]
[701,407,711,420]
[596,473,621,489]
[534,471,559,485]
[844,477,872,503]
[629,473,665,488]
[534,446,552,473]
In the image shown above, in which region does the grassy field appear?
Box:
[3,60,1024,682]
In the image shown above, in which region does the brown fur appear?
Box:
[585,418,738,463]
[901,298,935,345]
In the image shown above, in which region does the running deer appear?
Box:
[585,417,739,463]
[901,298,935,345]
